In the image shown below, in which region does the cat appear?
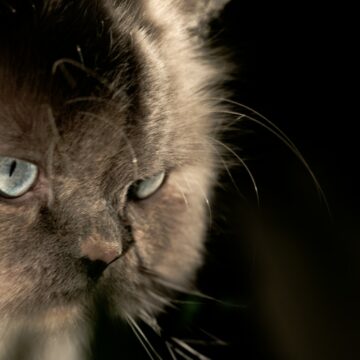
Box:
[0,0,230,359]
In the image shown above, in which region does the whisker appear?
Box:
[65,96,106,105]
[138,311,163,336]
[201,191,212,226]
[173,348,193,360]
[218,98,303,143]
[127,317,156,360]
[245,111,328,212]
[213,97,331,214]
[212,138,260,207]
[220,113,247,133]
[244,113,331,214]
[126,315,163,360]
[174,346,193,360]
[172,179,190,209]
[198,328,228,346]
[180,173,212,225]
[76,45,85,66]
[166,342,178,360]
[217,153,241,193]
[209,141,251,203]
[148,291,177,311]
[145,270,246,308]
[171,300,206,306]
[179,339,226,346]
[45,105,59,139]
[52,58,112,90]
[176,329,229,346]
[171,338,210,360]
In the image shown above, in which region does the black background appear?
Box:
[196,1,359,359]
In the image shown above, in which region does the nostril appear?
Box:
[81,258,109,281]
[80,238,122,265]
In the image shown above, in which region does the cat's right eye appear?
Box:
[128,171,166,200]
[0,156,38,199]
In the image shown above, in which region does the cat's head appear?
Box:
[0,0,228,330]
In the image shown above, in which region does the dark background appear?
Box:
[193,1,359,359]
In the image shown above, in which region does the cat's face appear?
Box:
[0,0,227,329]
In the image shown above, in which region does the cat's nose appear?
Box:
[81,238,122,264]
[80,236,122,279]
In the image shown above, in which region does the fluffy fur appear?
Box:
[0,0,229,358]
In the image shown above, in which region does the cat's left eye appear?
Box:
[129,171,166,200]
[0,157,38,198]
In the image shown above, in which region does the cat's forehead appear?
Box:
[0,1,155,152]
[0,1,146,101]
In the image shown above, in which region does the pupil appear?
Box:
[9,161,17,177]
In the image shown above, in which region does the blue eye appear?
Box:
[0,157,38,198]
[130,172,166,200]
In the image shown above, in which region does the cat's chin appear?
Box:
[8,303,85,335]
[35,304,84,332]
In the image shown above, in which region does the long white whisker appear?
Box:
[173,348,193,360]
[149,274,245,308]
[172,299,206,305]
[210,140,251,203]
[148,291,177,311]
[166,342,178,360]
[244,113,331,214]
[213,98,331,214]
[127,315,163,360]
[199,329,228,346]
[220,113,247,132]
[212,138,260,207]
[201,190,212,226]
[127,316,155,360]
[179,339,226,346]
[180,173,212,225]
[65,96,110,106]
[218,98,304,146]
[242,111,328,213]
[172,179,190,209]
[217,154,241,194]
[172,338,210,360]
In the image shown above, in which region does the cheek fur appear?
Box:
[127,167,210,284]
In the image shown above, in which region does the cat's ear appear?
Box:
[180,0,230,35]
